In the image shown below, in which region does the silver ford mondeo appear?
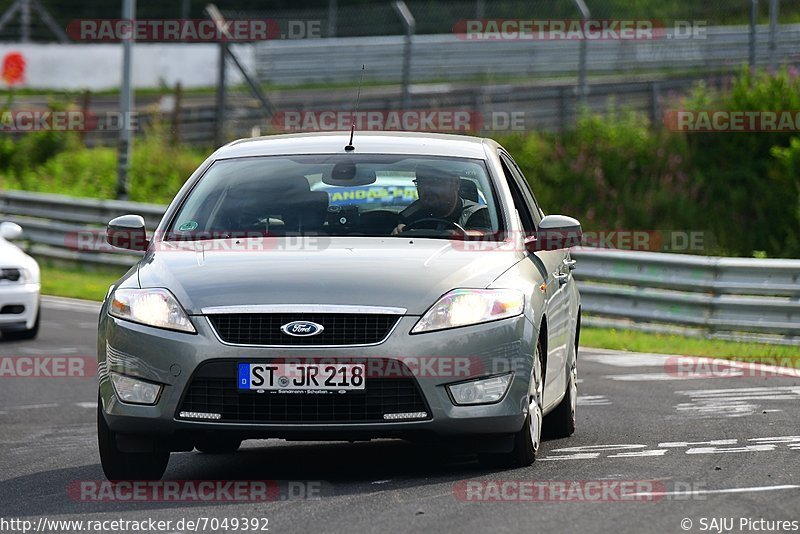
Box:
[97,132,582,480]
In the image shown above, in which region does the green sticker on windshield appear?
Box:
[178,221,198,232]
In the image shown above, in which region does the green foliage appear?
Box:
[0,120,205,204]
[2,68,800,258]
[504,109,696,234]
[500,68,800,258]
[680,67,800,257]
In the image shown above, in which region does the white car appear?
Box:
[0,222,40,340]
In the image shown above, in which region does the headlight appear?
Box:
[448,373,513,405]
[111,373,163,405]
[16,268,29,283]
[411,288,524,333]
[109,288,196,333]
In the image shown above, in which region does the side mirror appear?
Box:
[0,222,23,240]
[106,215,148,251]
[525,215,582,252]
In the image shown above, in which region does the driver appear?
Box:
[392,167,489,235]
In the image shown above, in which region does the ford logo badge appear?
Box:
[280,321,325,337]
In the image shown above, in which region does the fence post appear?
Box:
[749,0,758,69]
[79,89,91,147]
[116,0,136,201]
[327,0,337,37]
[215,41,227,148]
[171,82,183,146]
[574,0,590,111]
[393,0,416,111]
[768,0,779,71]
[650,81,660,126]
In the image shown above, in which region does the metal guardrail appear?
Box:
[0,190,163,267]
[571,248,800,345]
[1,191,797,345]
[254,25,800,85]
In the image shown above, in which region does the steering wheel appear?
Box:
[402,217,467,235]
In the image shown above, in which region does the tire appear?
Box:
[545,351,577,439]
[2,309,40,341]
[479,339,544,468]
[97,399,169,481]
[195,436,242,454]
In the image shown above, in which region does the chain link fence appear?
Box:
[1,0,799,41]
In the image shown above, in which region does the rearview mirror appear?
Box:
[106,215,148,251]
[525,215,582,252]
[0,221,23,240]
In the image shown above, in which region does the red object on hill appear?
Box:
[2,52,26,86]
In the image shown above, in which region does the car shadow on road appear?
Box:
[0,438,531,516]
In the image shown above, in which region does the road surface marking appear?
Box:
[632,484,800,498]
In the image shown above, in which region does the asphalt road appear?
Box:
[1,297,798,534]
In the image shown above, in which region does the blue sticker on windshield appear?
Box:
[178,221,198,232]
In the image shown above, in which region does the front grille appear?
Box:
[0,268,21,282]
[207,313,400,346]
[177,360,430,424]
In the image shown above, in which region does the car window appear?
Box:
[508,156,545,221]
[166,154,503,240]
[500,153,543,227]
[499,155,536,233]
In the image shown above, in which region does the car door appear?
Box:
[498,152,570,404]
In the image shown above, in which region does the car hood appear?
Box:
[137,237,522,315]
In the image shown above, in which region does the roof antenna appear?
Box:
[345,64,365,152]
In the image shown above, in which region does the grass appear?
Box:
[582,327,800,364]
[40,261,127,302]
[36,261,799,365]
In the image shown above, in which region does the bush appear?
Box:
[0,120,205,204]
[500,68,800,258]
[679,67,800,257]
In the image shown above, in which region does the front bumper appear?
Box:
[98,309,536,447]
[0,283,40,331]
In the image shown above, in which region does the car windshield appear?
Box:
[165,154,502,240]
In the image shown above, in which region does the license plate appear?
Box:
[237,363,366,391]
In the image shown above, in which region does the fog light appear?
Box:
[110,373,162,405]
[447,373,513,405]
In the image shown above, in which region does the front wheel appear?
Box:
[479,339,543,468]
[97,400,169,480]
[545,358,577,439]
